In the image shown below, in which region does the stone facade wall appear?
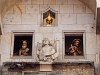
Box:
[1,0,96,66]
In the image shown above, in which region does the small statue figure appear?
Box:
[69,39,82,56]
[19,40,31,56]
[37,38,58,62]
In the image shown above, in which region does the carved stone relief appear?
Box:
[37,38,59,62]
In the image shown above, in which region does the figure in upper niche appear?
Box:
[37,38,59,62]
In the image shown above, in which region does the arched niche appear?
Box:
[41,7,58,27]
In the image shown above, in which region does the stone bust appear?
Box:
[37,38,58,62]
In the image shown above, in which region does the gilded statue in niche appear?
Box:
[41,7,58,27]
[43,10,55,26]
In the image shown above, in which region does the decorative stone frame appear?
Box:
[62,31,86,59]
[10,31,34,59]
[41,7,58,27]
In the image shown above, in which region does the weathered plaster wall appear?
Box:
[1,0,96,65]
